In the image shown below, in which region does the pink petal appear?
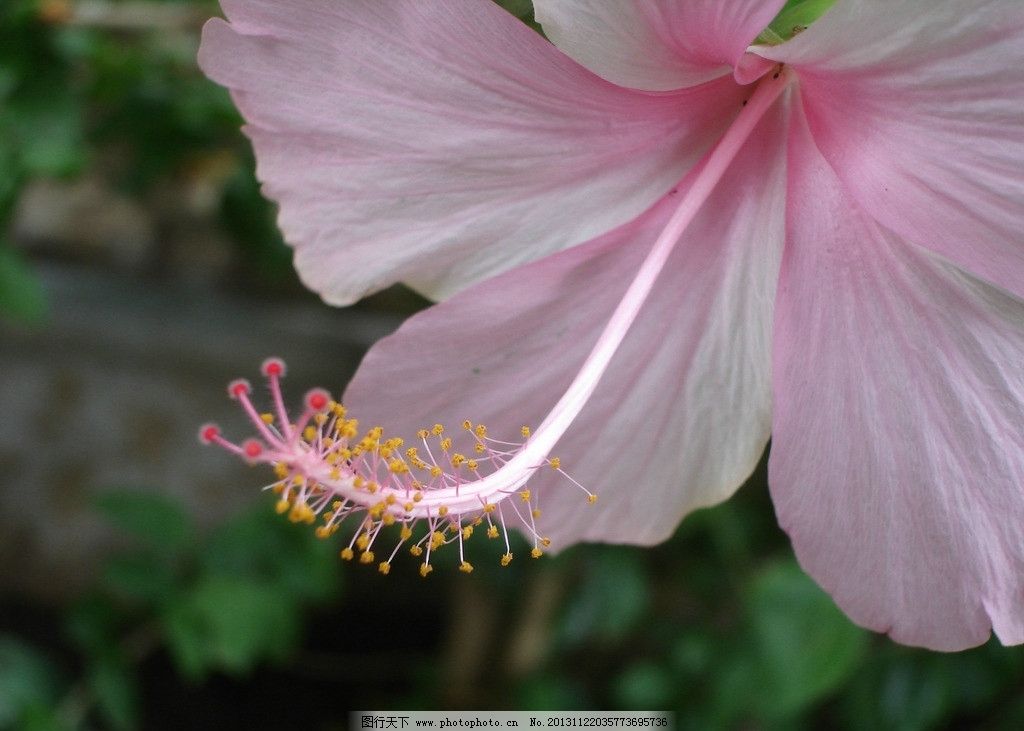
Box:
[760,0,1024,300]
[344,105,787,546]
[770,107,1024,651]
[535,0,785,91]
[198,0,748,304]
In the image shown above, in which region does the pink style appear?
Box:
[198,0,1024,651]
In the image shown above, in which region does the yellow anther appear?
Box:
[303,426,317,441]
[332,500,343,510]
[451,454,466,467]
[315,526,330,539]
[459,561,474,574]
[519,490,531,502]
[467,460,478,471]
[521,426,531,438]
[403,502,414,512]
[420,563,433,577]
[462,525,474,540]
[541,537,551,547]
[340,548,354,561]
[532,509,542,518]
[487,525,499,539]
[413,492,424,503]
[501,553,513,566]
[359,551,375,564]
[429,465,443,478]
[379,447,393,458]
[384,494,396,506]
[587,494,598,505]
[389,459,409,474]
[417,429,429,439]
[366,482,379,494]
[549,457,561,470]
[474,424,487,438]
[430,531,445,549]
[274,462,289,479]
[531,547,543,559]
[332,403,346,418]
[292,475,303,485]
[482,503,495,514]
[314,413,327,426]
[432,424,444,436]
[474,443,485,454]
[382,513,396,527]
[438,505,449,517]
[353,475,365,488]
[339,448,352,459]
[400,526,413,541]
[356,534,370,550]
[275,499,290,515]
[378,562,391,575]
[406,447,419,458]
[260,413,274,424]
[329,468,341,480]
[410,545,423,557]
[440,438,452,451]
[462,419,472,430]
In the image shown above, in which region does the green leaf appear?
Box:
[613,662,674,709]
[162,577,298,680]
[93,489,193,553]
[558,549,650,646]
[202,507,341,603]
[89,657,139,731]
[0,635,61,729]
[746,560,868,720]
[759,0,837,43]
[101,553,178,606]
[0,246,46,324]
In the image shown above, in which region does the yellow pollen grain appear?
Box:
[487,525,499,539]
[359,551,375,564]
[588,494,598,504]
[541,537,551,547]
[549,457,561,470]
[482,503,495,514]
[410,545,423,557]
[459,561,473,574]
[462,420,472,430]
[429,466,443,478]
[501,553,513,566]
[275,499,290,515]
[400,526,413,541]
[417,429,429,439]
[420,563,433,577]
[474,443,485,454]
[519,490,531,502]
[260,413,274,424]
[474,424,487,438]
[438,505,449,517]
[440,438,452,451]
[467,460,478,471]
[521,426,531,438]
[340,548,354,561]
[462,526,473,539]
[303,426,317,441]
[532,509,542,518]
[531,548,543,559]
[432,424,444,436]
[378,562,391,575]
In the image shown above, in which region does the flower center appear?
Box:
[200,68,790,576]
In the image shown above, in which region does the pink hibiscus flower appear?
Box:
[198,0,1024,650]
